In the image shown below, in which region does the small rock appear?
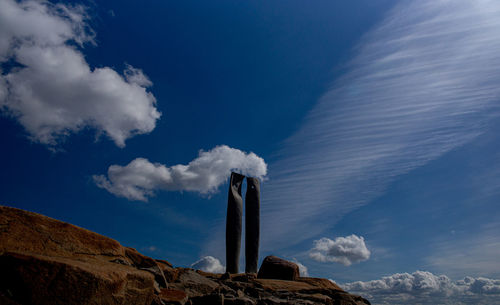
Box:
[257,256,300,281]
[159,288,188,305]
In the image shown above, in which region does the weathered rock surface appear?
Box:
[0,205,162,305]
[0,206,370,305]
[257,255,300,281]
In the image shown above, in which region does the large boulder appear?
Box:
[0,251,156,305]
[257,255,300,281]
[0,206,164,305]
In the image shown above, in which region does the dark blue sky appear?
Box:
[1,0,393,258]
[2,1,500,303]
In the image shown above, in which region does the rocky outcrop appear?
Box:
[0,205,164,305]
[0,206,370,305]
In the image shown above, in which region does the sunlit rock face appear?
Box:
[0,205,370,305]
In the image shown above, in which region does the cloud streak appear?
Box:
[0,0,160,147]
[254,0,500,251]
[94,145,267,201]
[342,271,500,305]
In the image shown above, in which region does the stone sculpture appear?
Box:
[226,172,261,274]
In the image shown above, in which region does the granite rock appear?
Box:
[0,206,370,305]
[257,255,300,281]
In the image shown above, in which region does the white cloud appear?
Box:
[309,235,370,266]
[342,271,500,305]
[191,256,225,273]
[0,0,92,60]
[94,145,267,201]
[0,0,160,147]
[253,0,500,252]
[292,259,309,277]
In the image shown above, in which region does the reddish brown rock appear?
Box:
[298,277,344,291]
[159,288,188,305]
[156,259,173,268]
[0,206,161,305]
[125,247,167,288]
[0,205,371,305]
[0,251,156,305]
[255,278,316,292]
[257,256,300,281]
[0,206,124,258]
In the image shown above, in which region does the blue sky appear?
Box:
[1,0,500,304]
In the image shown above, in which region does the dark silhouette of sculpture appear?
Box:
[226,172,260,274]
[226,172,244,274]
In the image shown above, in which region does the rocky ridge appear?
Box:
[0,206,370,305]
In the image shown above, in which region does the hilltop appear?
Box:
[0,206,370,305]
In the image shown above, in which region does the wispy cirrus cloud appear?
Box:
[254,0,500,251]
[425,221,500,279]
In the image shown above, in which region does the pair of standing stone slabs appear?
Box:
[226,172,260,274]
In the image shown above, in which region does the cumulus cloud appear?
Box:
[191,256,225,273]
[342,271,500,305]
[94,145,267,201]
[292,259,309,277]
[309,235,370,266]
[0,0,160,147]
